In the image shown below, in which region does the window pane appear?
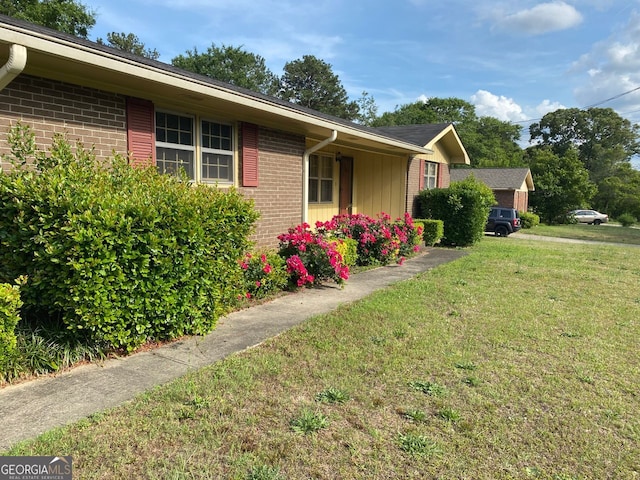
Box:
[201,152,233,182]
[156,147,194,180]
[309,157,319,178]
[320,179,332,202]
[308,178,318,202]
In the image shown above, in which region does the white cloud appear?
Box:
[495,2,583,35]
[536,99,566,116]
[470,90,528,122]
[571,12,640,111]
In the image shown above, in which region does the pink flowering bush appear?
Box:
[316,213,392,265]
[239,251,288,300]
[278,223,350,288]
[395,212,424,257]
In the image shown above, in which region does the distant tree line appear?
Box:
[3,0,640,223]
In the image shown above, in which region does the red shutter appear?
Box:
[126,98,155,167]
[242,123,259,187]
[419,159,425,190]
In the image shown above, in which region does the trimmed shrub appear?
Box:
[0,125,258,351]
[417,176,495,247]
[239,251,288,300]
[419,219,444,246]
[332,237,358,267]
[0,281,22,370]
[520,211,540,229]
[617,213,636,227]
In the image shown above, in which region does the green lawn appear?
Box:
[520,222,640,245]
[5,237,640,479]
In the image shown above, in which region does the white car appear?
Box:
[569,209,609,225]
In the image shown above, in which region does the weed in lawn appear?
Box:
[462,376,481,387]
[438,407,461,422]
[290,408,329,434]
[560,332,581,338]
[246,465,284,480]
[392,327,408,339]
[408,380,448,397]
[397,432,441,458]
[455,361,477,370]
[370,336,387,346]
[402,409,428,423]
[315,387,350,404]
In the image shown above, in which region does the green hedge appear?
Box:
[520,211,540,229]
[417,176,495,247]
[416,219,444,246]
[0,126,258,351]
[0,282,22,370]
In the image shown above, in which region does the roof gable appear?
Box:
[374,123,470,164]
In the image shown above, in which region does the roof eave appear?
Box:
[0,19,431,156]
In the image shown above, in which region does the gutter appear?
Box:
[0,43,27,90]
[302,130,337,224]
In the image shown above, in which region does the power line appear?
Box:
[508,85,640,126]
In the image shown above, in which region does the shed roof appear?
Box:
[449,168,535,191]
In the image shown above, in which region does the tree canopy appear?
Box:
[529,107,640,183]
[372,97,523,167]
[97,32,160,60]
[278,55,359,121]
[524,146,596,223]
[172,44,279,96]
[0,0,96,38]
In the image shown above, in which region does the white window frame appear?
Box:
[155,111,195,180]
[155,110,235,185]
[424,161,438,190]
[308,154,334,203]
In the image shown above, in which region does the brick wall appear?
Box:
[407,156,421,217]
[239,126,305,248]
[0,75,127,170]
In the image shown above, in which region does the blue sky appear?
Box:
[81,0,640,141]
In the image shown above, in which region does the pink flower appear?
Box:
[255,281,261,287]
[260,254,267,263]
[397,257,405,265]
[263,264,272,274]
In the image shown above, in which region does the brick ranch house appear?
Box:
[0,16,470,248]
[449,167,535,212]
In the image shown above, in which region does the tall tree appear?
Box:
[97,32,160,60]
[172,44,279,96]
[372,97,477,128]
[278,55,359,121]
[468,116,524,167]
[0,0,96,38]
[354,91,378,126]
[371,97,523,167]
[524,146,596,223]
[529,107,640,183]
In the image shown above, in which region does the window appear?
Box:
[309,154,333,203]
[201,120,233,183]
[155,112,234,183]
[424,161,438,189]
[156,112,194,179]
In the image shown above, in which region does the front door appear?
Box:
[339,156,353,215]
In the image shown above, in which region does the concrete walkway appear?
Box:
[0,247,467,451]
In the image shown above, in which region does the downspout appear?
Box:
[0,44,27,91]
[302,130,337,224]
